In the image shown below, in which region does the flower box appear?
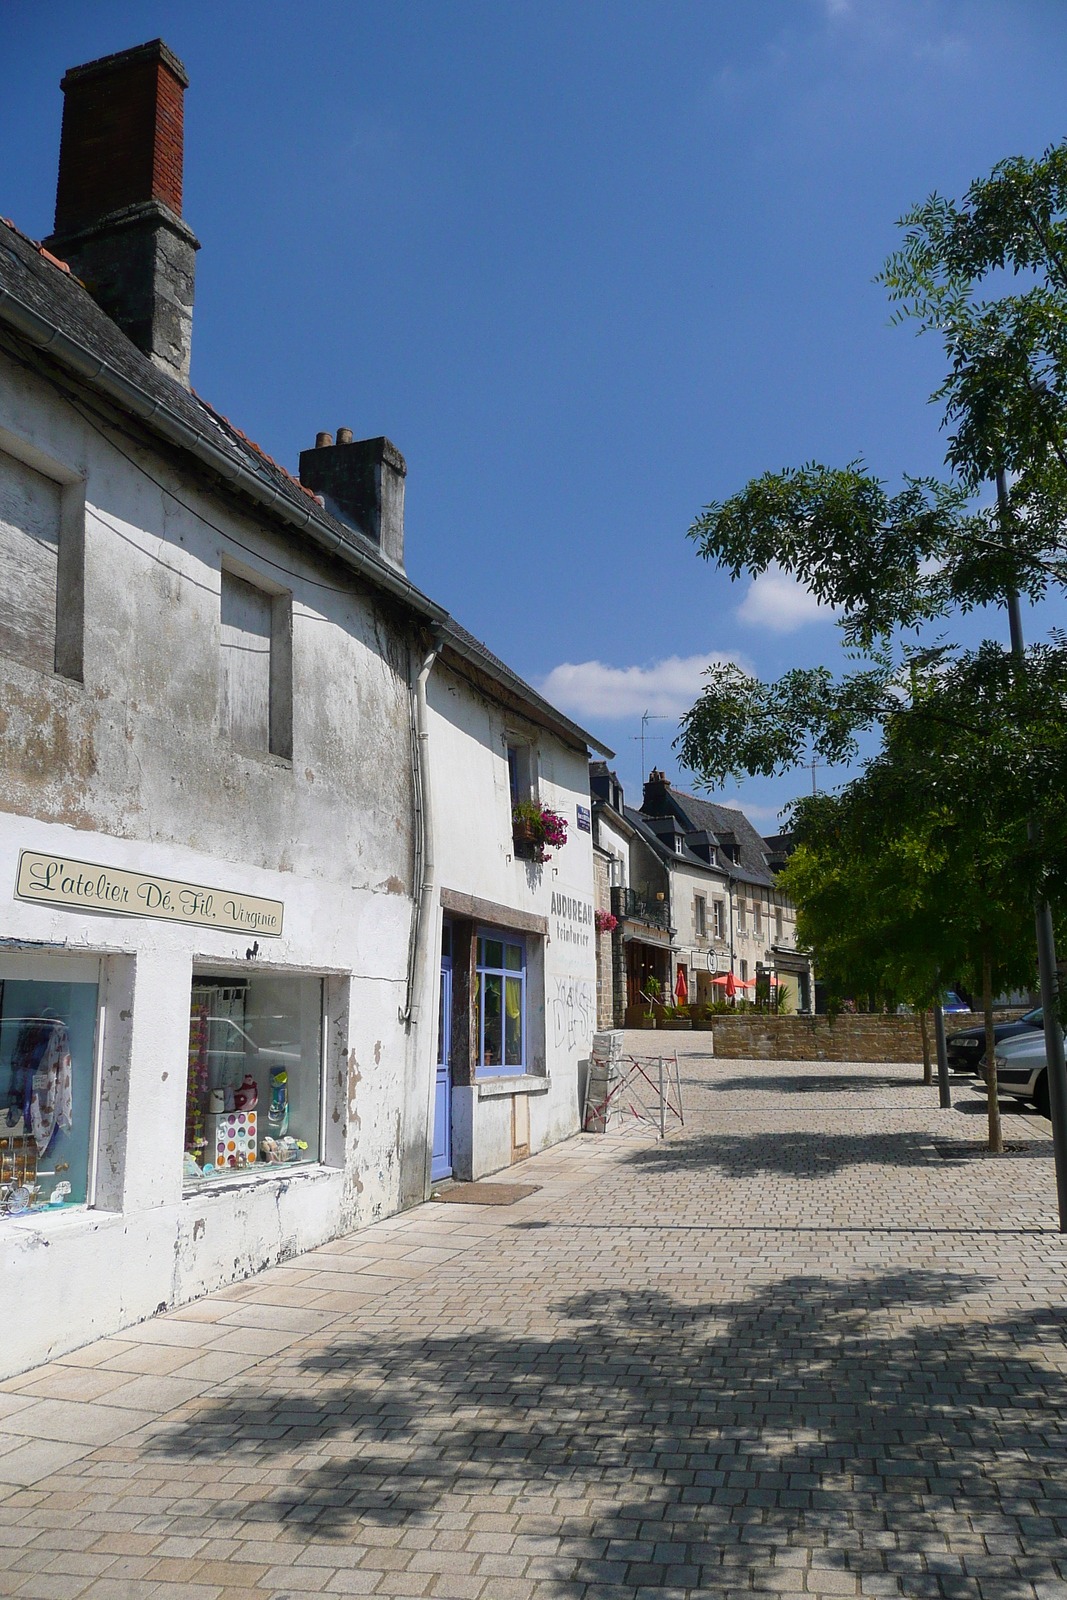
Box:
[512,818,540,857]
[512,802,568,863]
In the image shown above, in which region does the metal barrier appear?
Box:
[582,1031,684,1137]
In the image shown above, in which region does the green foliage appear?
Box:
[688,465,965,650]
[682,141,1067,795]
[679,142,1067,1037]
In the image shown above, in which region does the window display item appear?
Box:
[260,1135,308,1164]
[5,1017,73,1155]
[0,967,98,1217]
[267,1067,288,1134]
[209,1108,256,1170]
[234,1073,258,1111]
[184,974,322,1188]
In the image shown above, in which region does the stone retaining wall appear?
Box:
[685,1012,1008,1063]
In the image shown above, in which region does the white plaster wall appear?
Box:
[0,353,423,1375]
[596,814,630,888]
[426,664,598,1170]
[0,347,599,1373]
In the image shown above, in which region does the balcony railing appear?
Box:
[614,886,670,930]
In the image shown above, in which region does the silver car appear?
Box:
[993,1031,1051,1119]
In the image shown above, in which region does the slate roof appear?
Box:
[639,783,777,889]
[623,805,730,879]
[0,217,612,759]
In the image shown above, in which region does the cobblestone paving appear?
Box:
[1,1045,1066,1600]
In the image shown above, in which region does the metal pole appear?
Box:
[658,1056,665,1138]
[1035,900,1067,1226]
[933,1000,951,1110]
[998,468,1067,1228]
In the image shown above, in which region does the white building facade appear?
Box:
[0,40,606,1378]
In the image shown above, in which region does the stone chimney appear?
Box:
[299,434,406,570]
[46,39,199,387]
[642,769,671,816]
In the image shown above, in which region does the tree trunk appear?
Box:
[920,1009,932,1086]
[983,945,1003,1154]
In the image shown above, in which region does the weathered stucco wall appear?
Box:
[0,351,427,1374]
[0,352,415,880]
[0,345,602,1377]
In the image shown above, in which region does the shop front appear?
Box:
[0,828,401,1380]
[437,897,552,1182]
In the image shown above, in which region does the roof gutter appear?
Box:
[439,636,613,758]
[0,277,613,759]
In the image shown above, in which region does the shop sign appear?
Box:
[551,890,593,949]
[14,850,284,937]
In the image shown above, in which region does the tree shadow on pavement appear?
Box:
[143,1268,1067,1594]
[700,1072,921,1095]
[619,1128,966,1178]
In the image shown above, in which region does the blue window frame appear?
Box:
[475,928,526,1077]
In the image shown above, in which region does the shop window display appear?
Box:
[185,973,322,1186]
[0,965,99,1217]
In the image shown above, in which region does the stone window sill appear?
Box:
[475,1074,551,1100]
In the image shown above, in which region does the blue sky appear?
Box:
[3,1,1066,828]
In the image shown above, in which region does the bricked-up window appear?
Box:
[0,448,60,674]
[219,567,292,759]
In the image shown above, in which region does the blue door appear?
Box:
[432,925,452,1181]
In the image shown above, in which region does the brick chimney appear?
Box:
[46,39,199,387]
[299,434,406,570]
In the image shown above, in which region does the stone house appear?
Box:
[589,762,633,1029]
[0,40,608,1377]
[588,764,812,1024]
[638,771,812,1014]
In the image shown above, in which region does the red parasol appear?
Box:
[674,968,688,1004]
[724,970,737,998]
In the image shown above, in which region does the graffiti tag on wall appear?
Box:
[550,978,594,1052]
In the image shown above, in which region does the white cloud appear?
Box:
[539,651,741,722]
[735,565,837,633]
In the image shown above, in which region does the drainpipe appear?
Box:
[400,629,445,1027]
[728,870,736,975]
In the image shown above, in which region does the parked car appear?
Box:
[946,1006,1043,1076]
[942,991,972,1013]
[991,1030,1051,1119]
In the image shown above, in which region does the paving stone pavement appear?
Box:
[1,1043,1066,1600]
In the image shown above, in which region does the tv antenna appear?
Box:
[630,710,669,783]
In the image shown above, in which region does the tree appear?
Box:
[678,145,1067,1192]
[775,660,1055,1149]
